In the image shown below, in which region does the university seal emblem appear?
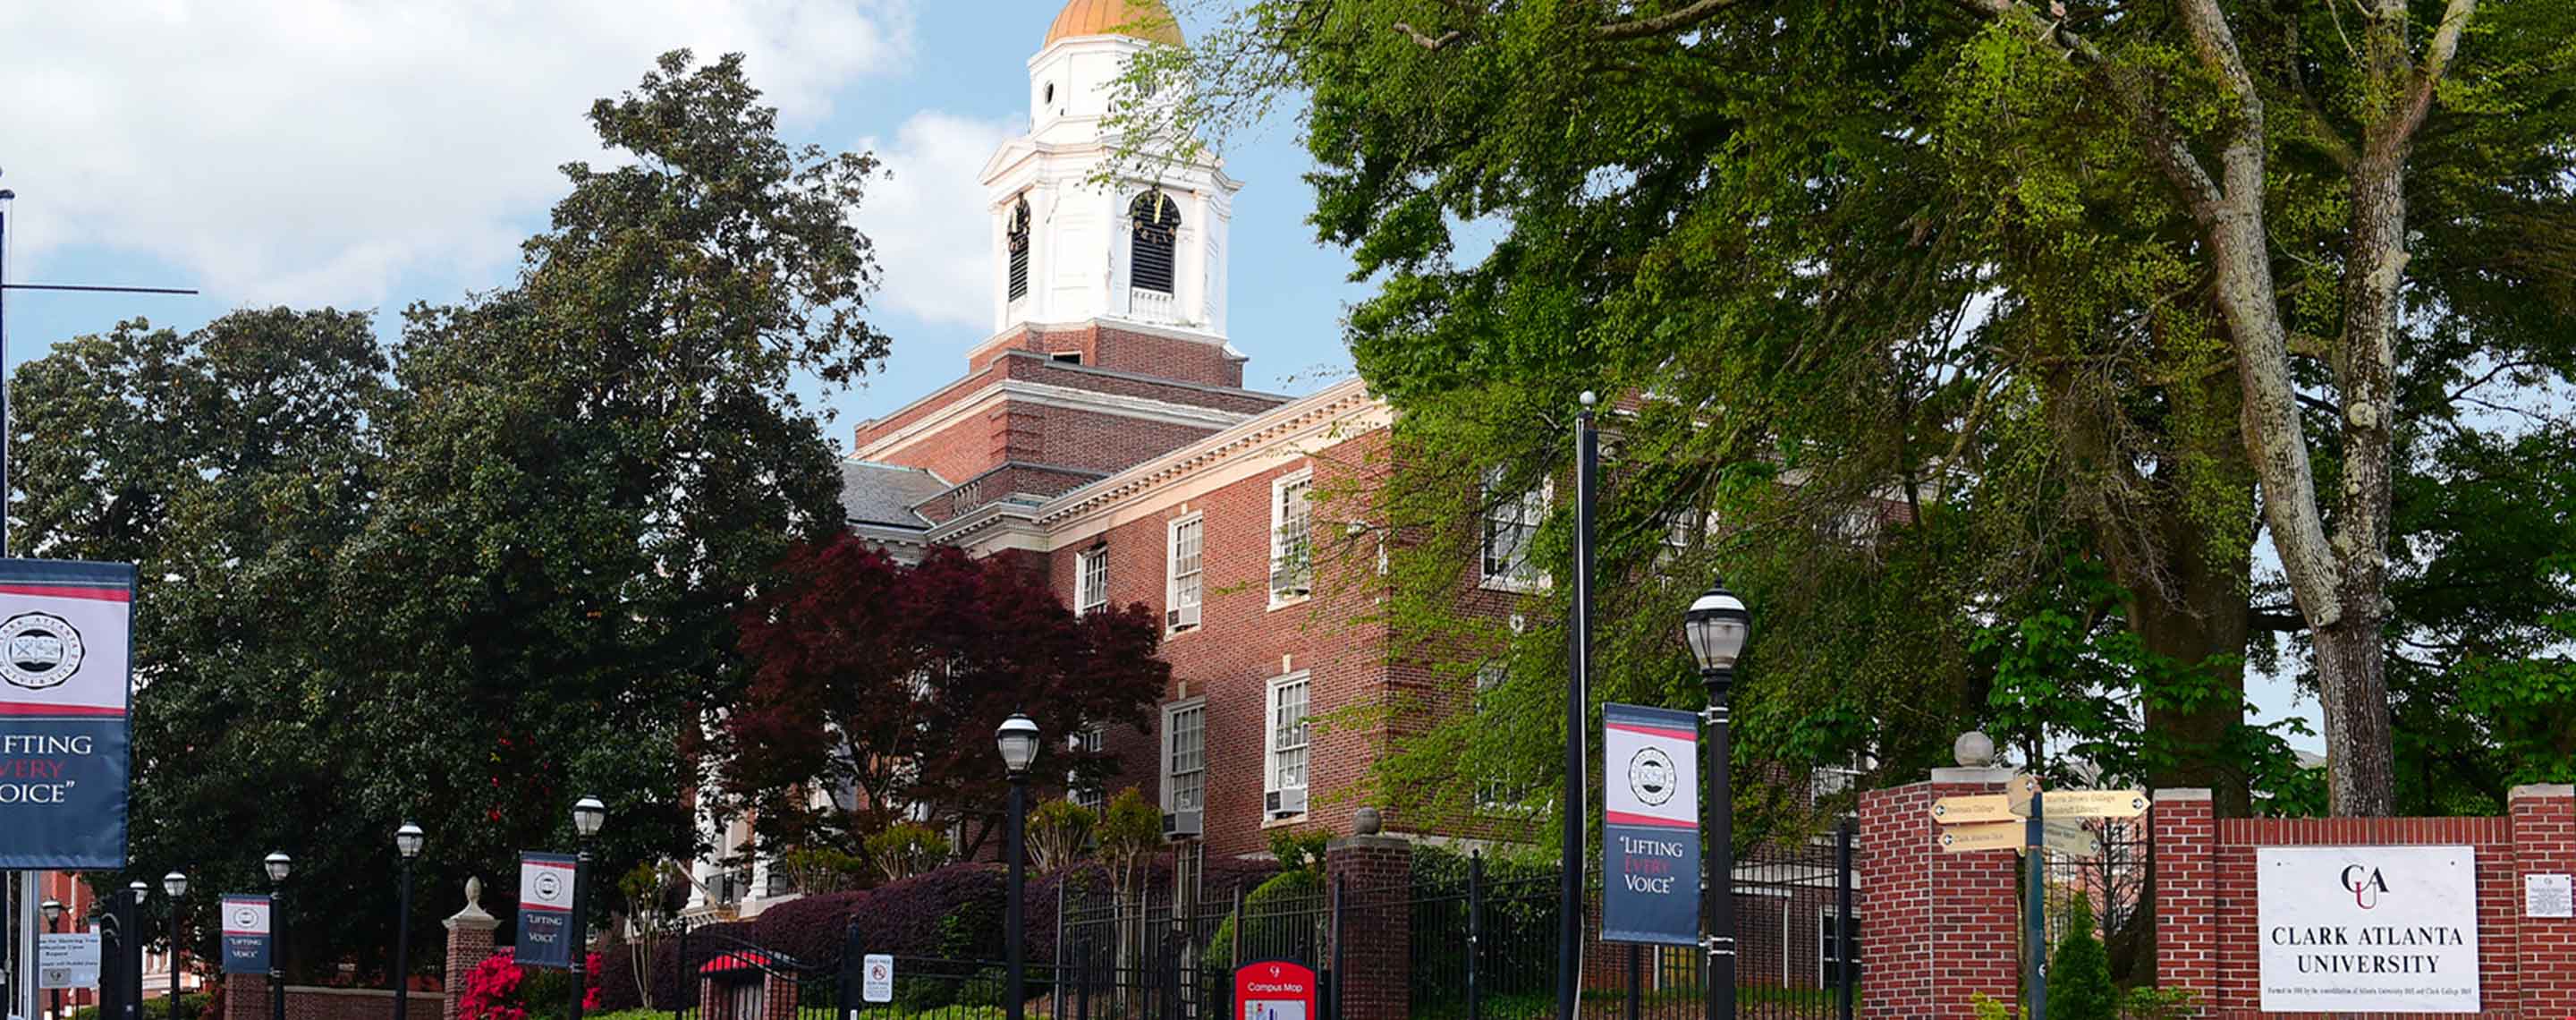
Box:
[0,613,83,690]
[1627,746,1677,807]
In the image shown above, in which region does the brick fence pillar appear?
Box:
[441,880,497,1020]
[2148,789,2216,1006]
[1325,821,1411,1020]
[2510,784,2576,1017]
[225,975,267,1020]
[1858,766,2019,1019]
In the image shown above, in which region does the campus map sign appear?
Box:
[0,558,138,868]
[2258,846,2480,1014]
[1599,702,1699,946]
[1233,959,1316,1020]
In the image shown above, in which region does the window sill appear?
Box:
[1167,625,1200,639]
[1261,812,1309,829]
[1267,593,1311,611]
[1479,575,1547,594]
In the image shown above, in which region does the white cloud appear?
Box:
[852,111,1021,331]
[0,0,913,308]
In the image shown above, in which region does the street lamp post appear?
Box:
[42,898,62,1020]
[994,715,1039,1020]
[126,883,146,1020]
[263,854,289,1020]
[162,872,188,1020]
[569,798,605,1020]
[1684,582,1750,1020]
[393,823,424,1020]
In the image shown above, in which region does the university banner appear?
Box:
[1601,702,1700,946]
[516,852,580,969]
[220,895,272,975]
[0,558,137,868]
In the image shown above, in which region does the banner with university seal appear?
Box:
[220,895,272,974]
[516,852,580,969]
[1601,702,1700,946]
[0,558,137,868]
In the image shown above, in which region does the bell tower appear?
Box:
[982,0,1239,342]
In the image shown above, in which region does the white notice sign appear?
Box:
[38,933,100,990]
[861,954,894,1004]
[2529,873,2573,919]
[2258,846,2479,1014]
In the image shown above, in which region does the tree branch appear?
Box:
[1950,0,2227,216]
[1392,21,1463,51]
[1596,0,1750,40]
[2396,0,2479,140]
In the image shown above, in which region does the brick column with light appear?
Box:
[1324,808,1411,1020]
[1857,765,2020,1019]
[441,880,497,1020]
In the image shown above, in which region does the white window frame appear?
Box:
[1479,467,1551,591]
[1166,513,1204,633]
[1067,726,1106,811]
[1268,469,1315,608]
[1075,547,1109,615]
[1819,907,1859,989]
[1264,672,1311,814]
[1162,699,1206,813]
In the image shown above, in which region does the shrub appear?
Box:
[865,823,953,883]
[1026,799,1096,873]
[457,948,603,1020]
[2051,894,2116,1020]
[774,847,872,897]
[2117,987,2199,1020]
[72,992,211,1020]
[1200,869,1326,976]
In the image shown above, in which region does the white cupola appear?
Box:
[982,0,1239,339]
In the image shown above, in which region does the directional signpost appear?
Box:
[1930,778,2146,854]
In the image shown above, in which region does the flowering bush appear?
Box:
[456,948,603,1020]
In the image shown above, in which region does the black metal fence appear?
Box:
[2038,816,2153,984]
[1052,828,1859,1020]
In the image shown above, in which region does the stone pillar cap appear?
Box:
[1929,767,2014,785]
[445,877,499,931]
[2153,787,2214,802]
[2509,783,2574,800]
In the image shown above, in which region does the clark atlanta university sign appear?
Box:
[2258,846,2479,1013]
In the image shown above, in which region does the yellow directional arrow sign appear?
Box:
[2041,818,2101,857]
[2004,773,2040,814]
[1937,820,2024,853]
[2037,790,2149,819]
[1930,795,2016,824]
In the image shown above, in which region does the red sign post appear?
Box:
[1233,959,1318,1020]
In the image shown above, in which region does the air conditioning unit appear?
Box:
[1265,787,1308,818]
[1166,603,1200,631]
[1162,809,1203,840]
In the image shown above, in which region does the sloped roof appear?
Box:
[1046,0,1184,47]
[838,460,950,529]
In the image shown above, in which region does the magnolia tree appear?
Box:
[720,539,1171,854]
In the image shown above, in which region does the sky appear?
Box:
[0,0,2318,748]
[0,0,1372,433]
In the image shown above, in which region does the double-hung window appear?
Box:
[1076,547,1109,615]
[1163,701,1205,816]
[1067,726,1106,811]
[1270,470,1314,606]
[1166,514,1203,633]
[1480,467,1548,591]
[1265,673,1310,817]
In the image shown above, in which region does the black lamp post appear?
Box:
[263,854,289,1020]
[42,897,62,1020]
[568,797,605,1020]
[994,715,1039,1020]
[1684,582,1750,1020]
[126,883,146,1020]
[162,872,189,1020]
[393,823,424,1020]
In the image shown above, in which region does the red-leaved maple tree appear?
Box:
[722,537,1169,854]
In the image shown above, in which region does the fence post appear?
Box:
[1329,875,1345,1020]
[1055,881,1068,1015]
[674,922,690,1020]
[1625,946,1641,1020]
[1837,820,1856,1020]
[1231,884,1246,969]
[1076,937,1091,1020]
[1467,853,1482,1020]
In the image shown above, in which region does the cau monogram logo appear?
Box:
[2341,864,2392,910]
[0,613,84,691]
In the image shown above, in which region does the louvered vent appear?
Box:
[1129,191,1181,294]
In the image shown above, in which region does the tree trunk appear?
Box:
[2311,617,2398,815]
[2126,560,2255,817]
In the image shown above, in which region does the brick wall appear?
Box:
[1855,769,2020,1019]
[971,324,1252,388]
[225,981,444,1020]
[2155,783,2576,1019]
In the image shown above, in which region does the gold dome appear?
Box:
[1044,0,1185,47]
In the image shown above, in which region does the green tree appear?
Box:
[10,48,894,972]
[2051,894,2117,1020]
[1125,0,2576,820]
